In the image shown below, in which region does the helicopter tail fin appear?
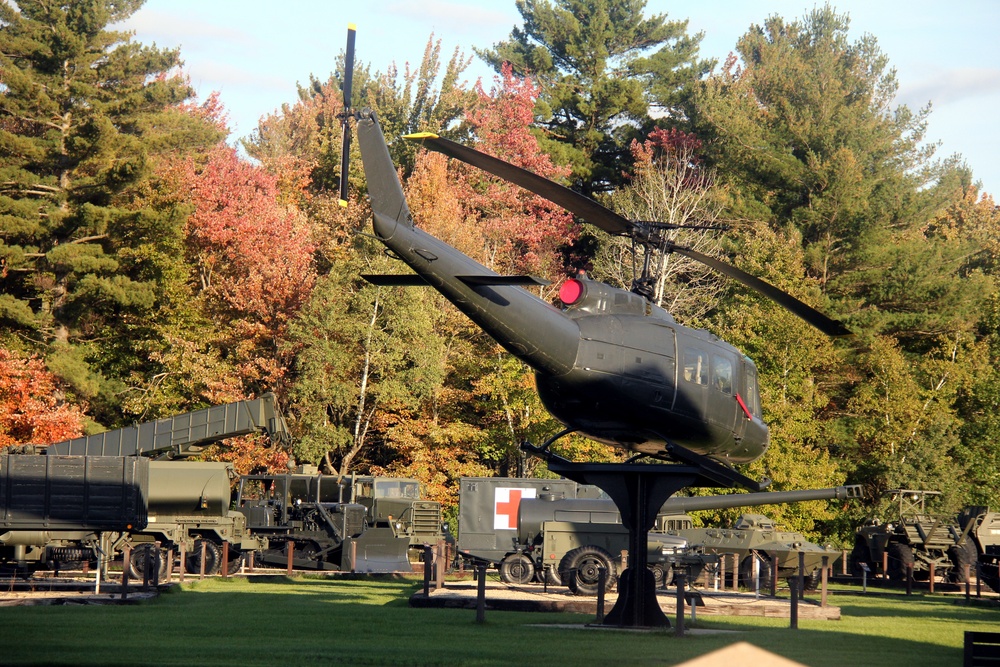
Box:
[357,112,414,233]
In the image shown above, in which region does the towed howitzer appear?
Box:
[510,484,861,594]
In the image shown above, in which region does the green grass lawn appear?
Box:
[0,576,995,666]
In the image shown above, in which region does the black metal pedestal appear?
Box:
[523,443,762,628]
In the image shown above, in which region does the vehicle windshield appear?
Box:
[373,480,420,499]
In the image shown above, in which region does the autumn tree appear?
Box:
[0,0,225,425]
[0,348,84,448]
[478,0,712,193]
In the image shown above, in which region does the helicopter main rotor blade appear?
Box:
[669,244,852,338]
[407,131,851,338]
[338,24,357,207]
[405,132,632,235]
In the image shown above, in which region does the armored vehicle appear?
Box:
[236,466,411,572]
[852,490,973,583]
[668,513,838,591]
[957,506,1000,592]
[341,475,445,558]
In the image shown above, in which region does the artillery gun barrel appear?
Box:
[660,485,862,514]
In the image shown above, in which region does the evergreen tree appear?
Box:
[478,0,711,193]
[0,0,223,424]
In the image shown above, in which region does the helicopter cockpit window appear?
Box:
[682,347,709,385]
[712,355,733,395]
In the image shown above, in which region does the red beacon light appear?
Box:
[559,277,585,306]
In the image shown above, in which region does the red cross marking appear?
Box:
[495,489,525,529]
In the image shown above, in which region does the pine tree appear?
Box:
[0,0,223,422]
[478,0,711,193]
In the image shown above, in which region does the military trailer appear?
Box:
[957,506,1000,592]
[341,475,445,558]
[0,454,148,575]
[852,490,973,583]
[236,466,411,572]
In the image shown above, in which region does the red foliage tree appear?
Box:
[0,349,85,448]
[182,146,317,390]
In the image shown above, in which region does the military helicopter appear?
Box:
[337,27,849,475]
[339,25,849,628]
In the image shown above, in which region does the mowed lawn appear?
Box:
[0,576,996,666]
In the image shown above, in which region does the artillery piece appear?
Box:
[852,490,974,584]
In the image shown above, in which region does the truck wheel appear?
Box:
[886,542,914,582]
[948,540,978,583]
[499,553,535,585]
[128,545,170,582]
[803,569,822,591]
[224,550,244,576]
[186,539,222,576]
[649,563,674,588]
[559,545,617,596]
[537,564,562,586]
[738,553,774,592]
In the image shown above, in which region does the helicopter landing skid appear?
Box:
[520,441,767,629]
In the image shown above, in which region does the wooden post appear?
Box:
[120,545,131,601]
[675,571,686,637]
[166,548,174,582]
[820,556,829,608]
[596,567,606,623]
[221,541,230,579]
[475,565,486,624]
[435,540,446,589]
[200,540,207,579]
[423,545,432,596]
[798,552,806,600]
[286,540,294,576]
[732,553,739,590]
[882,550,889,581]
[789,577,799,630]
[842,549,848,576]
[178,544,186,583]
[928,562,935,594]
[719,555,726,591]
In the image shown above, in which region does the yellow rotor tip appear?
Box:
[404,132,439,140]
[348,23,357,30]
[338,199,348,208]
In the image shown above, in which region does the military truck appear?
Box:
[957,506,1000,592]
[458,476,860,595]
[121,461,265,579]
[341,475,445,559]
[852,490,973,583]
[236,465,411,572]
[0,453,148,575]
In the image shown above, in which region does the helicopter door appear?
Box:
[675,345,709,421]
[706,352,738,433]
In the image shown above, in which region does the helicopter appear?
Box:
[337,27,850,474]
[338,25,850,628]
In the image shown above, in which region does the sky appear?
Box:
[117,1,1000,196]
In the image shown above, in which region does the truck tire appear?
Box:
[738,553,774,592]
[559,545,617,596]
[127,545,169,582]
[186,539,222,576]
[649,563,674,588]
[886,542,914,582]
[537,563,562,586]
[948,540,977,583]
[499,553,535,585]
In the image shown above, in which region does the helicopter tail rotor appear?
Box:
[338,23,357,208]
